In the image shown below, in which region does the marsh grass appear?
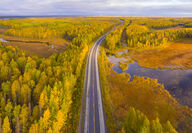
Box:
[0,34,68,57]
[130,39,192,69]
[99,47,192,133]
[119,62,129,71]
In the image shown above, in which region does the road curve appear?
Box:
[78,33,109,133]
[78,20,124,133]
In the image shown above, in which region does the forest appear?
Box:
[0,17,119,57]
[0,17,192,133]
[99,47,192,133]
[105,18,192,49]
[0,17,119,133]
[101,17,192,133]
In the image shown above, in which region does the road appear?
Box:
[78,20,124,133]
[78,33,109,133]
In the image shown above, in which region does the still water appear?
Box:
[108,53,192,107]
[0,38,8,42]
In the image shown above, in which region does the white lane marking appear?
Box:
[83,21,123,133]
[95,36,106,133]
[84,35,109,133]
[84,39,98,133]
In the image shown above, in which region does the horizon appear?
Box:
[0,15,192,18]
[0,0,192,17]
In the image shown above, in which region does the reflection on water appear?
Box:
[0,38,8,42]
[108,56,128,64]
[108,55,192,107]
[117,49,128,55]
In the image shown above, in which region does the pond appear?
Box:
[108,52,192,107]
[0,38,8,43]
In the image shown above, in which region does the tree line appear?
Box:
[0,17,120,133]
[126,24,192,48]
[0,17,118,45]
[104,18,192,49]
[120,107,177,133]
[0,42,87,133]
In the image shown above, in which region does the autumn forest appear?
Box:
[0,17,192,133]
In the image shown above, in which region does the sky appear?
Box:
[0,0,192,16]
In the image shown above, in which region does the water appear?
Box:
[108,54,192,107]
[117,49,128,55]
[0,38,8,42]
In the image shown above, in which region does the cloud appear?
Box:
[0,0,191,16]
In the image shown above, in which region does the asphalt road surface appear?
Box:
[78,20,124,133]
[78,34,108,133]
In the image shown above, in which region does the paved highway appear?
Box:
[78,20,124,133]
[78,34,108,133]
